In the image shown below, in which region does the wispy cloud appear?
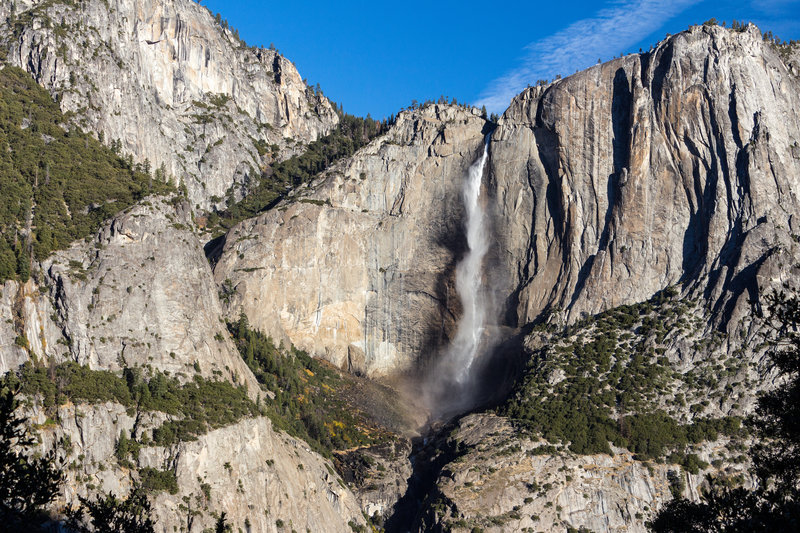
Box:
[476,0,700,113]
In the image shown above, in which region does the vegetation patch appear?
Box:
[228,314,389,458]
[205,113,387,235]
[139,467,178,495]
[3,361,258,447]
[0,65,172,282]
[650,291,800,530]
[501,288,744,461]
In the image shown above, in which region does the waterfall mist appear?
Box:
[423,139,497,421]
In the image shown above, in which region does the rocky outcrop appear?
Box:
[335,439,414,522]
[214,105,488,376]
[0,197,257,392]
[0,0,338,209]
[30,401,367,533]
[410,413,748,533]
[489,24,800,332]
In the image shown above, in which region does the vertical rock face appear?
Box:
[0,198,258,393]
[0,0,338,208]
[0,280,40,374]
[214,105,488,376]
[28,402,367,533]
[490,24,800,330]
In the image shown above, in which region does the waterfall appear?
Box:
[420,137,495,420]
[447,139,490,385]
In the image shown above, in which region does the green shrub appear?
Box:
[139,467,178,495]
[0,66,173,282]
[228,313,383,457]
[209,113,387,235]
[115,430,140,467]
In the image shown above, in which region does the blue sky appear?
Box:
[201,0,800,117]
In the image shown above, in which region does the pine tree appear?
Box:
[67,483,155,533]
[649,291,800,531]
[0,242,16,280]
[0,383,63,531]
[215,512,231,532]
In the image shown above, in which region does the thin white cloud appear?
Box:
[476,0,701,113]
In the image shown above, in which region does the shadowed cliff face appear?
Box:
[490,24,800,334]
[0,0,338,209]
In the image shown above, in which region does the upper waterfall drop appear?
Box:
[448,138,490,384]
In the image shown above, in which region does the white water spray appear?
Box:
[446,140,490,385]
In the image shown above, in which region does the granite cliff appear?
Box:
[29,401,366,532]
[214,104,488,377]
[218,24,800,380]
[490,23,800,333]
[0,0,338,209]
[1,198,256,388]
